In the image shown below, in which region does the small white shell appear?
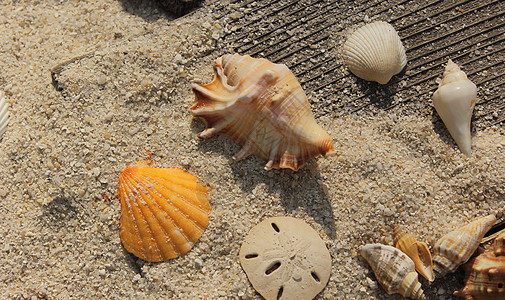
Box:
[343,21,407,84]
[0,91,9,137]
[432,59,477,156]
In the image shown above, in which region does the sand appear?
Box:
[0,0,504,299]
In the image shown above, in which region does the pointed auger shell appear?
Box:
[190,54,335,171]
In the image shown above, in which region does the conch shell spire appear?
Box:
[432,59,478,156]
[191,54,335,171]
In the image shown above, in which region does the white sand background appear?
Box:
[0,0,504,299]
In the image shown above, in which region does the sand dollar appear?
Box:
[239,216,331,300]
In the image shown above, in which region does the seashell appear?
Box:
[359,244,425,300]
[342,21,407,84]
[392,224,435,282]
[432,59,478,156]
[433,214,496,276]
[239,217,331,300]
[493,229,505,257]
[118,164,211,262]
[0,90,9,137]
[190,54,335,171]
[454,229,505,299]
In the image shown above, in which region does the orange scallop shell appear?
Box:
[190,54,335,171]
[118,166,211,262]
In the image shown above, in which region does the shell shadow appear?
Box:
[352,73,404,111]
[191,118,337,239]
[39,196,79,230]
[118,0,203,21]
[229,159,337,239]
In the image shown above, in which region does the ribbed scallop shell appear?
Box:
[393,225,434,282]
[190,54,335,171]
[432,59,478,156]
[0,91,9,137]
[118,165,211,262]
[359,244,425,300]
[343,21,407,84]
[433,214,496,276]
[454,230,505,299]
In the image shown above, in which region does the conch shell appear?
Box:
[0,90,9,137]
[190,54,335,171]
[432,59,478,156]
[342,21,407,84]
[454,230,505,299]
[118,164,211,262]
[359,244,426,300]
[433,214,496,276]
[392,225,434,282]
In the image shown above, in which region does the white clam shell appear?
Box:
[0,91,9,138]
[432,59,477,156]
[343,21,407,84]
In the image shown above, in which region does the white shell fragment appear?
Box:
[343,21,407,84]
[239,217,331,300]
[432,59,478,156]
[0,91,9,137]
[359,244,425,300]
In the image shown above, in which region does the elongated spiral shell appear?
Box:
[432,59,478,156]
[190,54,335,171]
[454,230,505,299]
[118,165,211,262]
[359,244,425,300]
[433,214,496,276]
[0,91,9,137]
[343,21,407,84]
[392,225,435,282]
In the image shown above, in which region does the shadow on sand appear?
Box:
[190,118,337,239]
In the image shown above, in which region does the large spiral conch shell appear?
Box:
[359,244,426,300]
[433,214,496,276]
[454,230,505,299]
[432,59,478,156]
[0,90,9,138]
[342,21,407,84]
[392,225,435,282]
[118,164,211,262]
[190,54,335,171]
